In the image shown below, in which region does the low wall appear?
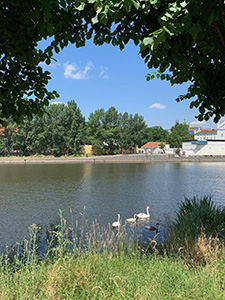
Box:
[1,154,225,164]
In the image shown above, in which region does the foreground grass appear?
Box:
[1,196,225,299]
[1,249,225,299]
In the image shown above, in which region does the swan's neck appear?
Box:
[147,207,150,216]
[118,214,120,222]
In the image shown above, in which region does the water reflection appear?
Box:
[0,162,225,249]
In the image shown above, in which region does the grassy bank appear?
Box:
[1,250,225,299]
[1,197,225,299]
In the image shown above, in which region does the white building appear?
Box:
[183,120,225,156]
[194,128,217,141]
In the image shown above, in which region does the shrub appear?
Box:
[166,195,225,264]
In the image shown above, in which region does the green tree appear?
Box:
[118,112,147,153]
[145,126,169,143]
[118,112,132,152]
[87,107,120,154]
[128,114,147,148]
[1,1,225,123]
[0,124,14,155]
[159,141,166,153]
[86,108,106,155]
[87,108,147,154]
[44,101,85,156]
[63,100,86,154]
[168,122,194,148]
[28,116,49,154]
[12,120,33,156]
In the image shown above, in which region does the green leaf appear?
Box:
[131,0,140,10]
[91,15,99,24]
[99,14,108,25]
[74,2,86,11]
[188,24,201,40]
[150,0,159,4]
[142,37,154,47]
[208,11,215,25]
[55,46,60,54]
[60,0,66,8]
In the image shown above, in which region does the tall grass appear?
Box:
[0,197,225,299]
[166,195,225,265]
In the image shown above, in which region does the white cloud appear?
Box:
[190,120,207,126]
[99,66,109,79]
[50,101,65,105]
[149,103,167,110]
[64,61,94,80]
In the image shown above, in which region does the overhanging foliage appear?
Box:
[1,0,225,123]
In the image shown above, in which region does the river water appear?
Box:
[0,162,225,250]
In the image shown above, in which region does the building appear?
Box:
[194,128,217,141]
[183,120,225,156]
[141,142,167,154]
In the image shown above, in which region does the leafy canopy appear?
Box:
[1,0,225,123]
[168,122,193,148]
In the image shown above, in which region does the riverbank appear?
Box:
[1,153,225,164]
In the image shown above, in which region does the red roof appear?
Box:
[195,128,217,134]
[141,142,166,148]
[199,128,217,132]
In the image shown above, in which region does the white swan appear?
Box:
[125,214,137,222]
[136,206,150,219]
[145,223,160,233]
[112,214,121,228]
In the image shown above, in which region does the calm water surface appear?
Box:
[0,162,225,249]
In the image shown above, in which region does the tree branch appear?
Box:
[210,22,225,50]
[221,9,225,33]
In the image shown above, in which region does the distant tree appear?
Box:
[0,101,86,156]
[12,119,33,156]
[168,123,194,148]
[159,142,166,153]
[103,107,120,154]
[86,107,120,154]
[128,114,147,148]
[87,107,147,154]
[28,115,49,154]
[86,108,108,155]
[145,126,169,143]
[62,101,86,154]
[118,112,147,152]
[45,101,85,156]
[118,112,131,152]
[0,125,14,155]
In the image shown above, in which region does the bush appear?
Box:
[166,195,225,264]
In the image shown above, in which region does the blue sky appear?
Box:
[40,40,217,129]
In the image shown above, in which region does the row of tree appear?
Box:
[0,101,193,156]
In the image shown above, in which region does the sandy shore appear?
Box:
[1,154,225,164]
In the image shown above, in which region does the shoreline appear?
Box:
[1,153,225,164]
